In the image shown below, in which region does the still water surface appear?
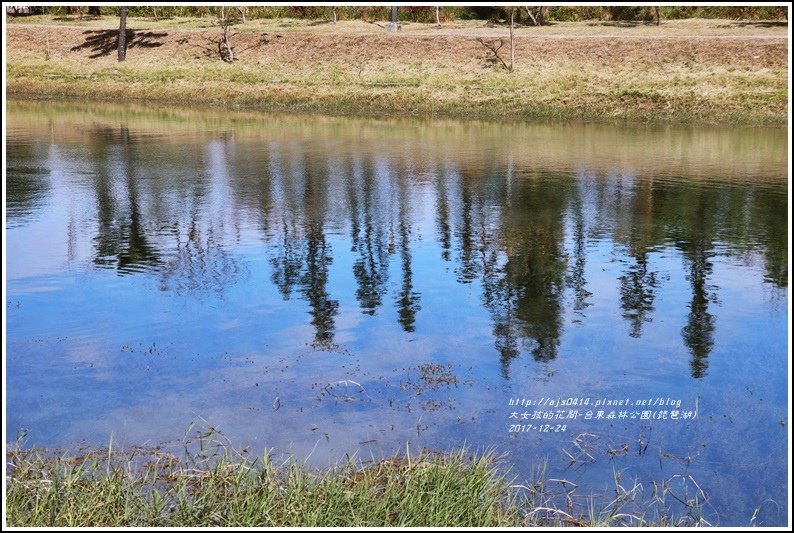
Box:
[6,100,789,525]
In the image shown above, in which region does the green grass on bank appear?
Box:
[6,440,714,527]
[6,446,520,527]
[6,56,786,126]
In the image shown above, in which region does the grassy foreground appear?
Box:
[5,18,788,125]
[6,446,521,527]
[6,442,710,527]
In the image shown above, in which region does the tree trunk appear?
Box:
[655,7,661,26]
[525,6,538,26]
[117,7,127,62]
[525,6,548,26]
[238,6,246,24]
[386,6,399,31]
[332,7,337,24]
[435,6,440,27]
[219,7,235,62]
[509,9,515,71]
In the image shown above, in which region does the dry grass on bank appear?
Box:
[5,19,788,124]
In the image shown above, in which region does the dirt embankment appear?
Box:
[5,22,788,124]
[7,23,786,67]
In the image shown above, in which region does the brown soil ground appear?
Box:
[6,23,786,68]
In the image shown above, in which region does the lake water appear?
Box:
[5,99,789,525]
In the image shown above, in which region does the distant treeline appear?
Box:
[8,5,789,23]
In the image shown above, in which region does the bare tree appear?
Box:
[332,6,337,24]
[523,6,549,26]
[477,7,516,72]
[509,7,515,71]
[117,6,127,61]
[435,6,441,27]
[219,7,235,62]
[237,6,247,24]
[477,38,511,71]
[655,6,661,26]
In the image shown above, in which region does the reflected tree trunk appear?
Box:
[396,164,421,332]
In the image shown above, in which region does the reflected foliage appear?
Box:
[396,168,421,333]
[6,109,787,379]
[613,177,660,338]
[267,147,339,347]
[680,240,715,379]
[348,156,389,316]
[566,188,593,320]
[302,222,338,347]
[90,126,160,274]
[671,186,719,378]
[6,140,51,226]
[493,172,568,369]
[619,255,658,338]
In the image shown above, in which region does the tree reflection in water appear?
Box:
[348,154,389,317]
[45,119,786,380]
